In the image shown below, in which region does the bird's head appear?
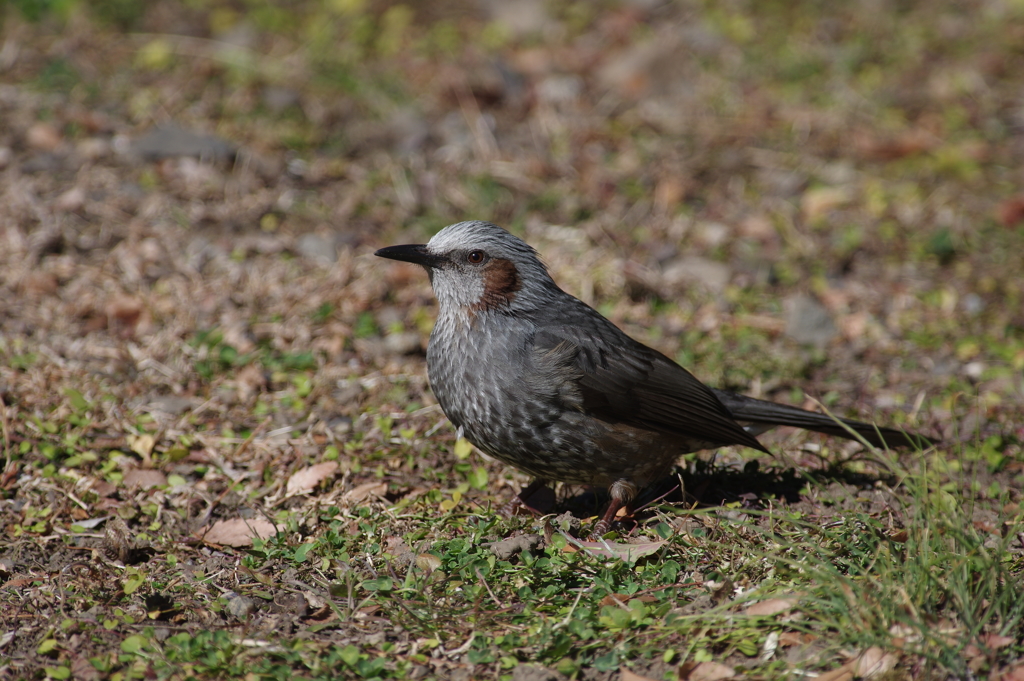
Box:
[375,221,559,315]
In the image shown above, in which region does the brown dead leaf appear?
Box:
[776,631,813,647]
[56,186,86,212]
[997,662,1024,681]
[620,668,659,681]
[70,654,103,681]
[838,311,869,341]
[681,661,735,681]
[122,468,167,490]
[342,480,387,504]
[106,294,146,336]
[801,186,851,223]
[981,634,1017,649]
[746,597,798,616]
[20,271,59,298]
[286,461,339,496]
[600,593,658,607]
[854,127,936,160]
[889,529,909,543]
[235,363,268,400]
[27,122,62,150]
[201,518,278,547]
[813,663,854,681]
[996,196,1024,228]
[306,604,336,623]
[853,646,898,677]
[654,176,688,211]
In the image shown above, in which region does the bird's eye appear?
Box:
[467,250,486,264]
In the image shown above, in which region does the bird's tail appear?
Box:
[712,390,934,450]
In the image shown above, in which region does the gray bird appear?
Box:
[376,221,931,536]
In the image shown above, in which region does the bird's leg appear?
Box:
[498,478,548,518]
[590,479,638,538]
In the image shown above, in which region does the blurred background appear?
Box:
[1,0,1022,446]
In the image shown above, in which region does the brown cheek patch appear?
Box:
[471,258,521,312]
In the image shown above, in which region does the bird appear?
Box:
[376,220,932,536]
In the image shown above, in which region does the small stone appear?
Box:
[146,395,195,415]
[296,233,338,264]
[133,125,236,162]
[694,221,730,248]
[537,75,583,105]
[55,186,86,212]
[784,294,837,347]
[964,361,985,380]
[77,137,110,160]
[225,593,256,620]
[481,0,551,37]
[383,331,423,355]
[27,122,62,151]
[22,153,62,174]
[962,293,984,316]
[261,86,300,114]
[662,256,732,293]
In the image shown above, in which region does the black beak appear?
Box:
[374,244,445,268]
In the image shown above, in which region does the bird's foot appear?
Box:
[588,495,629,540]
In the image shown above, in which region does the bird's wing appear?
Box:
[531,308,769,454]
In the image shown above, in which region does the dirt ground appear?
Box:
[1,0,1023,679]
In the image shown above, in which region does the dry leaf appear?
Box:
[565,535,666,561]
[996,196,1024,228]
[127,434,156,459]
[343,481,387,504]
[415,553,441,573]
[621,668,660,681]
[801,186,851,223]
[814,663,854,681]
[27,122,62,150]
[106,295,144,329]
[853,647,898,677]
[122,468,167,490]
[998,663,1024,681]
[981,634,1016,649]
[201,518,278,547]
[683,661,735,681]
[746,597,798,616]
[600,593,657,607]
[854,127,935,160]
[776,631,810,647]
[286,461,340,496]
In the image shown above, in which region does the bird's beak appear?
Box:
[374,244,445,268]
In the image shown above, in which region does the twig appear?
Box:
[475,567,502,608]
[233,416,272,461]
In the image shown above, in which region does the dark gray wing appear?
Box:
[713,390,934,449]
[531,305,769,454]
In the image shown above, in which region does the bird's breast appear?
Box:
[426,311,524,435]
